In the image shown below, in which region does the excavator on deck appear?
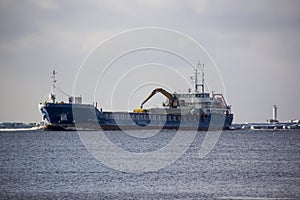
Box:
[134,88,179,113]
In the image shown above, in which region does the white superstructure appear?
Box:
[140,61,231,116]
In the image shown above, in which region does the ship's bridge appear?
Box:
[175,92,213,109]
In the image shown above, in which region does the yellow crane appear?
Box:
[134,88,179,113]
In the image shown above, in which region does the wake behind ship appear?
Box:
[39,63,233,131]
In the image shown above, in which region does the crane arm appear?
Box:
[140,88,178,109]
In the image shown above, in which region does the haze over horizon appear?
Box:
[0,0,300,123]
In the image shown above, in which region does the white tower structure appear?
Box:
[273,104,277,121]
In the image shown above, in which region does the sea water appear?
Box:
[0,129,299,199]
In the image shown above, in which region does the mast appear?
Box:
[50,70,57,103]
[200,62,205,93]
[194,63,198,92]
[192,61,205,93]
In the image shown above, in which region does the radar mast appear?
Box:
[191,61,205,93]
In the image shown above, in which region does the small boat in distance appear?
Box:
[39,62,233,131]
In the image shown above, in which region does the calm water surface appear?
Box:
[0,129,300,199]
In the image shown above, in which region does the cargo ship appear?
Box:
[39,63,233,131]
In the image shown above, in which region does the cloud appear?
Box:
[0,0,300,122]
[29,0,61,11]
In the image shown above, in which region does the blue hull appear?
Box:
[39,103,233,131]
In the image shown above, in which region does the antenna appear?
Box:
[201,62,205,93]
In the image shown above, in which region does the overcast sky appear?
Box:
[0,0,300,123]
